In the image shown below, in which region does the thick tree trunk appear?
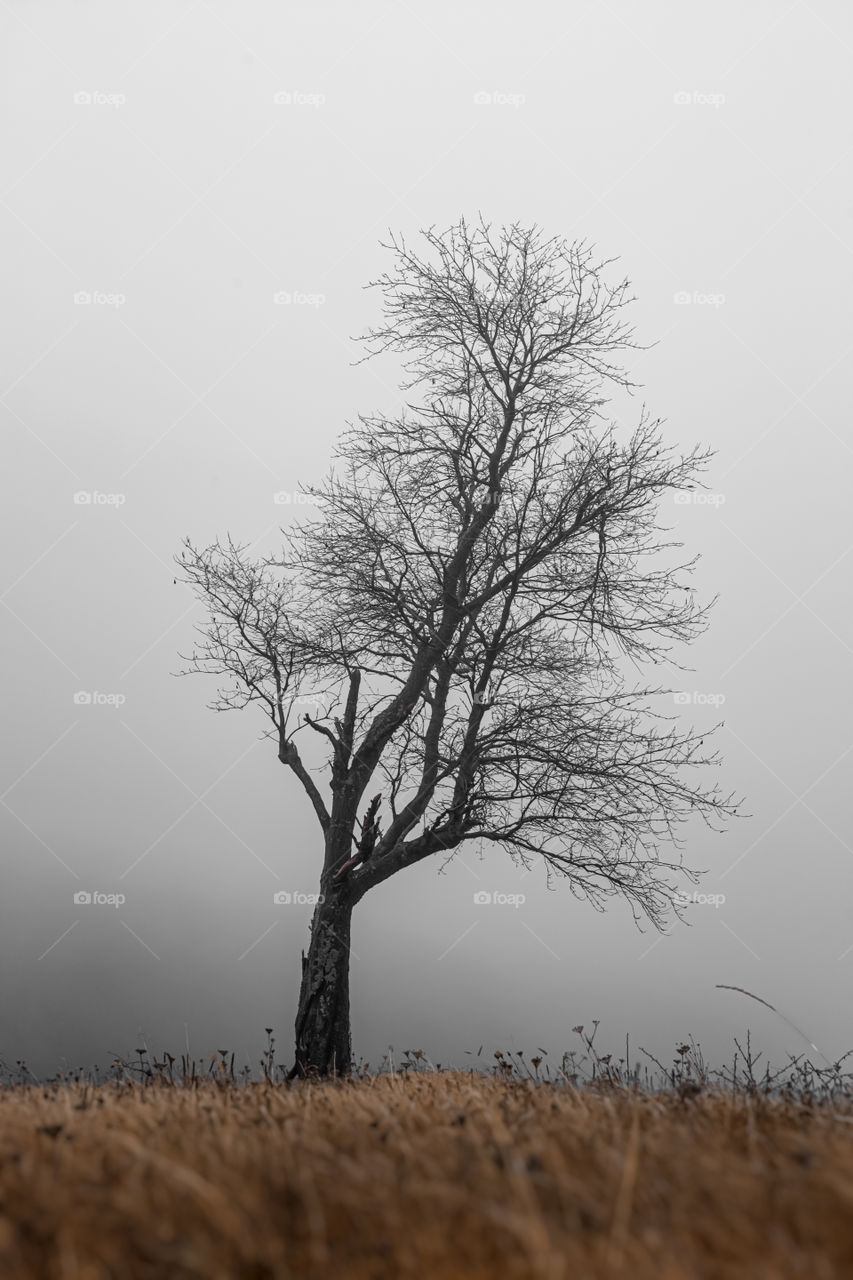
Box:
[290,877,354,1077]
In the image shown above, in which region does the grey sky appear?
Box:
[2,0,852,1077]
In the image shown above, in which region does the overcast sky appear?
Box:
[2,0,852,1079]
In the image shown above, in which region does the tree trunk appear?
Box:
[290,877,354,1077]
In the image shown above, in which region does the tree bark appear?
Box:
[289,877,354,1077]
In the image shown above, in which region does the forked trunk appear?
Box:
[290,877,354,1077]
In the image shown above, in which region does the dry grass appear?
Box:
[2,1064,853,1278]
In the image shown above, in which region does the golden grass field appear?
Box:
[2,1058,853,1279]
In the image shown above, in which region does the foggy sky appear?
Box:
[2,0,852,1079]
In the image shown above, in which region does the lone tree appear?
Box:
[178,219,736,1078]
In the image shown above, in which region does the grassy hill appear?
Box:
[1,1057,852,1277]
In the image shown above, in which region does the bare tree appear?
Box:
[178,219,738,1077]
